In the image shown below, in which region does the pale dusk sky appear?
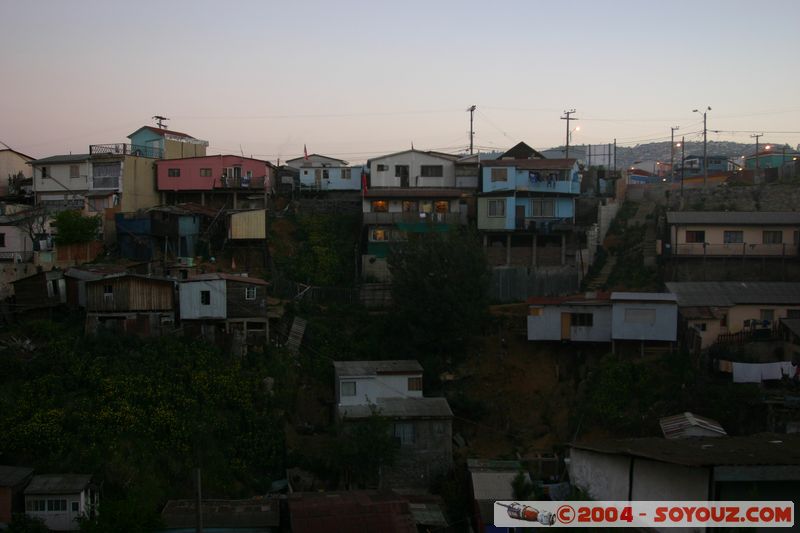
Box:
[2,0,799,163]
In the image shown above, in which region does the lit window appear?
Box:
[529,307,543,316]
[341,381,356,396]
[434,201,449,214]
[371,200,388,212]
[245,286,256,300]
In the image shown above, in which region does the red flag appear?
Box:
[303,144,308,160]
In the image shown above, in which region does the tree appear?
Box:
[334,407,398,489]
[387,228,490,377]
[52,210,100,245]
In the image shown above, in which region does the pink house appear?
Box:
[156,155,276,210]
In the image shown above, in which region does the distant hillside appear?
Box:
[544,140,798,170]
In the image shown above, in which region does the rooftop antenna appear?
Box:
[152,115,169,129]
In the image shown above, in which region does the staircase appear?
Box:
[585,255,617,290]
[285,317,308,354]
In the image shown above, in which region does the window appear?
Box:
[723,231,743,244]
[341,168,352,179]
[395,165,409,178]
[69,165,80,179]
[760,309,775,322]
[377,164,389,171]
[488,199,505,217]
[532,198,555,217]
[200,168,212,177]
[570,313,594,327]
[763,230,783,244]
[695,322,707,331]
[393,422,415,446]
[491,168,507,182]
[315,168,330,180]
[420,165,443,177]
[27,499,46,512]
[103,285,113,298]
[41,167,49,179]
[433,421,445,435]
[434,201,449,214]
[402,200,418,212]
[233,166,242,178]
[341,381,356,396]
[787,309,800,319]
[685,230,705,243]
[371,200,388,212]
[624,308,656,325]
[168,168,181,177]
[72,501,79,512]
[201,290,211,305]
[408,376,422,391]
[529,307,543,316]
[245,286,256,300]
[47,499,67,512]
[0,233,5,247]
[419,200,433,213]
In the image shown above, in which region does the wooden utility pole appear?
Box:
[670,126,680,183]
[468,105,476,155]
[751,133,763,182]
[680,136,685,196]
[561,109,577,159]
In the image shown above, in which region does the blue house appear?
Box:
[127,126,209,159]
[478,143,581,268]
[285,154,363,192]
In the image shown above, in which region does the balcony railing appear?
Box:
[89,143,163,159]
[363,211,462,225]
[215,176,266,189]
[670,243,799,257]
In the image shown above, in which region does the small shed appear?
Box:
[11,270,65,310]
[229,209,265,240]
[24,474,98,531]
[85,274,176,336]
[610,292,678,342]
[0,465,34,527]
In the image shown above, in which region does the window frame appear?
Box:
[570,312,594,327]
[69,165,80,179]
[723,230,743,244]
[763,230,783,244]
[408,376,423,391]
[532,198,555,218]
[371,200,388,213]
[341,381,356,397]
[244,286,257,300]
[420,165,443,178]
[490,167,507,182]
[167,168,181,177]
[487,199,506,218]
[393,421,415,446]
[200,290,211,306]
[341,167,352,180]
[199,168,212,177]
[685,230,705,244]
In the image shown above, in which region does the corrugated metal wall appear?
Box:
[87,277,174,312]
[229,210,265,239]
[179,279,226,319]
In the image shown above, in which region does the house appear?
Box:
[526,292,677,349]
[148,203,219,260]
[179,273,269,346]
[11,270,65,310]
[678,154,732,177]
[333,360,453,488]
[664,211,800,258]
[286,153,363,192]
[0,465,34,528]
[0,147,34,197]
[24,474,98,531]
[362,149,476,280]
[156,155,275,209]
[467,458,534,533]
[160,496,280,531]
[84,273,175,336]
[63,263,148,309]
[745,148,800,170]
[666,281,800,349]
[288,491,417,533]
[29,154,91,210]
[569,434,800,503]
[127,125,208,160]
[0,206,52,263]
[478,142,581,268]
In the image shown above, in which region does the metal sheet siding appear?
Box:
[229,210,265,239]
[179,279,226,319]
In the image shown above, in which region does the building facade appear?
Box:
[286,154,363,192]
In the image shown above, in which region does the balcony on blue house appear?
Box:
[481,159,581,195]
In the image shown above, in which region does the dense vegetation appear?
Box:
[52,210,102,245]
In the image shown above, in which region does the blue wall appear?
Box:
[298,165,362,190]
[482,165,580,194]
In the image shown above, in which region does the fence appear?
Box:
[490,266,580,303]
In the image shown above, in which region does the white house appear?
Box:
[24,474,98,531]
[610,292,678,343]
[527,292,612,342]
[285,154,362,191]
[29,154,92,210]
[333,360,424,408]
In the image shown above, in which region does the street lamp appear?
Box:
[693,106,711,187]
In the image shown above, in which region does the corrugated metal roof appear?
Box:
[659,412,727,439]
[29,153,91,165]
[0,465,34,487]
[666,211,800,225]
[161,497,280,528]
[186,273,269,286]
[666,282,800,307]
[570,433,800,467]
[611,292,678,303]
[25,474,92,495]
[334,360,423,376]
[528,292,611,306]
[338,397,452,419]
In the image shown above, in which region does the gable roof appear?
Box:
[666,281,800,307]
[0,148,35,161]
[483,158,577,170]
[29,153,91,165]
[128,125,197,140]
[285,154,349,166]
[370,149,460,163]
[666,211,800,226]
[0,465,34,487]
[334,360,423,376]
[499,142,545,160]
[25,474,93,495]
[611,292,677,303]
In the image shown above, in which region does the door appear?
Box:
[314,168,322,189]
[515,205,526,229]
[397,165,410,188]
[561,313,571,340]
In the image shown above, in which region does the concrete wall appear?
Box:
[630,459,709,500]
[336,374,423,406]
[33,160,90,194]
[180,279,226,319]
[381,418,452,488]
[611,302,677,341]
[527,304,612,342]
[569,448,630,501]
[369,152,455,188]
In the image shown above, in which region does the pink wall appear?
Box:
[156,155,273,191]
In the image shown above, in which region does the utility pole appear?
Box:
[195,467,203,533]
[693,107,711,187]
[153,115,169,129]
[561,109,577,159]
[613,138,617,171]
[751,133,763,182]
[468,105,476,155]
[680,135,685,196]
[670,126,680,183]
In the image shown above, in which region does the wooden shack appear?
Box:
[85,274,175,337]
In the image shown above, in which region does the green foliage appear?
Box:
[387,229,490,378]
[511,471,536,500]
[0,324,285,525]
[7,514,49,533]
[333,409,398,489]
[52,210,101,245]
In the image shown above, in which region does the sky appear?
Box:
[2,0,800,164]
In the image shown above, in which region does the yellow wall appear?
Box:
[164,139,207,159]
[120,156,160,212]
[674,225,798,245]
[690,304,800,347]
[229,209,265,239]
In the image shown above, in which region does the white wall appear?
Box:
[612,302,677,341]
[179,279,226,319]
[630,458,709,500]
[369,152,456,188]
[569,448,630,501]
[33,161,90,194]
[337,373,423,406]
[527,305,612,342]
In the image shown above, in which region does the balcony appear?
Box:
[363,211,462,225]
[92,175,120,190]
[670,243,799,257]
[90,143,163,159]
[215,176,266,189]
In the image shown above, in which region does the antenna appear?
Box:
[152,115,169,129]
